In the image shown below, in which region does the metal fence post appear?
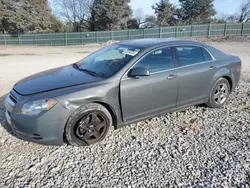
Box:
[159,27,162,38]
[224,23,227,36]
[190,25,193,38]
[175,26,178,38]
[128,29,130,40]
[81,32,84,44]
[111,31,114,40]
[241,23,245,36]
[208,24,211,38]
[143,29,145,39]
[65,33,68,46]
[34,34,37,46]
[96,32,98,43]
[4,34,6,45]
[18,34,21,45]
[50,34,52,46]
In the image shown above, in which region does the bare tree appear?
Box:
[133,8,144,23]
[228,14,240,23]
[52,0,94,30]
[238,0,250,23]
[216,13,238,23]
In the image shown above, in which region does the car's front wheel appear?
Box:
[206,78,231,108]
[65,103,112,146]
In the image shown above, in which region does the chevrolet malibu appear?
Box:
[4,39,241,146]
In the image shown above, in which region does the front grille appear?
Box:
[4,91,18,115]
[6,110,11,116]
[9,94,17,104]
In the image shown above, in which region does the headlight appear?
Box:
[21,99,57,116]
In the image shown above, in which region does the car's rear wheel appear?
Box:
[65,103,112,146]
[206,78,231,108]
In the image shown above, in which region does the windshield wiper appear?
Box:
[72,63,80,69]
[81,69,100,77]
[72,63,103,78]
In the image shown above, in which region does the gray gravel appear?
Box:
[0,72,250,187]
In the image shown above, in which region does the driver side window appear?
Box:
[135,47,173,73]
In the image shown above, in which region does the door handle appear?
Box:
[167,74,178,80]
[209,66,216,70]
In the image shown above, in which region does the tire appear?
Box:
[65,103,112,146]
[206,78,231,108]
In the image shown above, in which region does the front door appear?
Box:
[120,47,179,122]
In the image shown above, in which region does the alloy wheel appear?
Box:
[213,83,229,105]
[75,111,108,144]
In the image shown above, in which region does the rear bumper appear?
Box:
[232,72,241,92]
[232,56,242,91]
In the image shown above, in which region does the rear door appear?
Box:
[120,47,179,122]
[173,45,217,107]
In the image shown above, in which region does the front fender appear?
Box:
[57,85,122,129]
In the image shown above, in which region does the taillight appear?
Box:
[231,63,241,73]
[236,67,241,72]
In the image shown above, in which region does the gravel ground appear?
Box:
[0,41,250,187]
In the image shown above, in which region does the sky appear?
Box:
[131,0,242,16]
[49,0,243,19]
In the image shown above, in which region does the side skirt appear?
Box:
[116,99,207,129]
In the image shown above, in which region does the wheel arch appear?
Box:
[212,67,234,93]
[221,76,233,93]
[63,101,117,146]
[63,96,119,129]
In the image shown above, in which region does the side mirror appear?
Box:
[128,67,150,78]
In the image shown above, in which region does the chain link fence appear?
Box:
[0,23,249,46]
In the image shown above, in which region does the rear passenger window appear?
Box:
[135,47,173,73]
[202,48,213,61]
[175,46,204,67]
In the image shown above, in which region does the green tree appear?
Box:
[0,0,3,33]
[1,0,24,34]
[179,0,216,24]
[89,0,132,31]
[152,0,176,26]
[0,0,63,34]
[21,0,52,33]
[127,18,139,29]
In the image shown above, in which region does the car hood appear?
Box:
[14,65,103,95]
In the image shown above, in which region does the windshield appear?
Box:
[75,44,142,78]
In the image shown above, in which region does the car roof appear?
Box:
[118,38,204,48]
